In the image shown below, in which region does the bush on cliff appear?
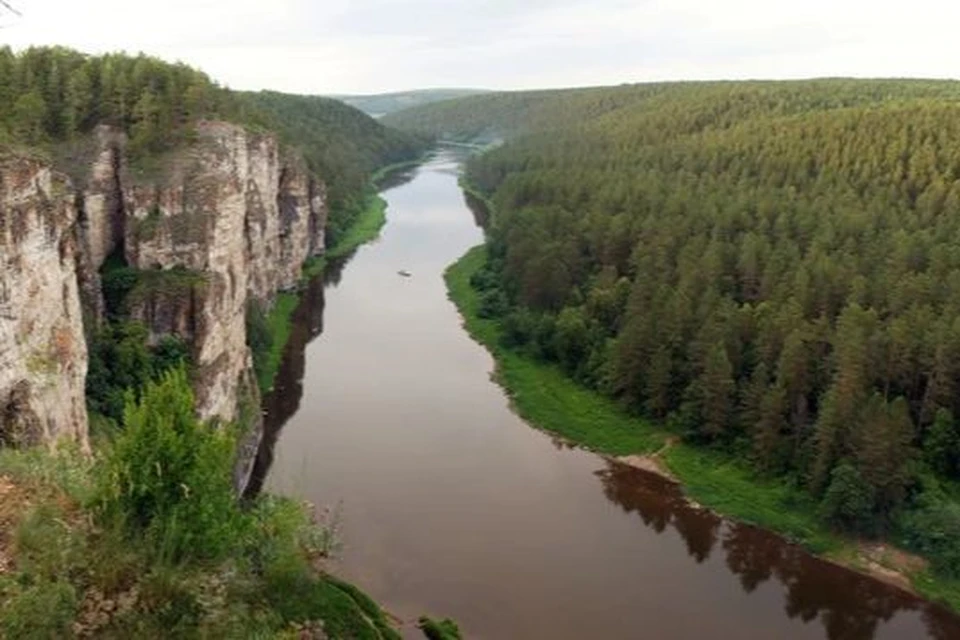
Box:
[95,368,244,563]
[0,370,401,638]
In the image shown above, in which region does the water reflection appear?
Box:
[244,272,326,498]
[596,461,960,640]
[245,168,419,498]
[244,256,362,498]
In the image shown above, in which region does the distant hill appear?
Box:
[333,88,490,117]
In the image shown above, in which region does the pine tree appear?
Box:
[700,342,735,439]
[926,408,960,478]
[858,396,916,513]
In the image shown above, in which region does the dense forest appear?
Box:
[240,91,426,244]
[0,46,426,244]
[0,46,256,152]
[390,80,960,576]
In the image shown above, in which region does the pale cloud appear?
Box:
[1,0,957,94]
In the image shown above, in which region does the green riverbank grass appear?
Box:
[328,196,388,261]
[418,616,462,640]
[662,444,841,553]
[256,292,300,393]
[457,177,492,209]
[371,154,431,185]
[445,247,663,456]
[445,245,960,610]
[912,572,960,614]
[263,186,394,393]
[302,195,388,281]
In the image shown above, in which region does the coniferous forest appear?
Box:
[387,80,960,577]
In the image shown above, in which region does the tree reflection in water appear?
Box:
[596,460,960,640]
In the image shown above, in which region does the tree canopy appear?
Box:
[392,80,960,558]
[0,46,426,228]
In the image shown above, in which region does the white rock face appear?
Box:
[0,155,89,447]
[124,121,327,423]
[0,120,328,446]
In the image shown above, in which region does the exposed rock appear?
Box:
[1,120,327,451]
[74,125,127,326]
[81,126,127,271]
[0,154,89,448]
[123,121,326,424]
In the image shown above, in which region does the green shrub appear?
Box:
[95,368,246,563]
[899,481,960,577]
[418,616,462,640]
[819,460,876,534]
[246,300,273,385]
[86,322,190,423]
[0,578,77,640]
[477,289,507,318]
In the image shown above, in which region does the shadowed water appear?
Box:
[249,151,960,639]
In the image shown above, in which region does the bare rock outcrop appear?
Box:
[1,120,329,450]
[0,155,88,447]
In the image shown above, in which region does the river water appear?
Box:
[250,151,960,639]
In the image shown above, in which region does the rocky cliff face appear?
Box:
[0,120,328,448]
[0,155,89,448]
[124,121,327,423]
[75,125,127,324]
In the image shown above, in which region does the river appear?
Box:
[248,150,960,639]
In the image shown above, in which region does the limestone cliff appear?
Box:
[0,120,329,449]
[75,125,127,324]
[0,155,89,447]
[124,121,327,423]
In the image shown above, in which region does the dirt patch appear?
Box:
[616,437,680,482]
[853,542,929,593]
[616,454,677,482]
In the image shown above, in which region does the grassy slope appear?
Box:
[0,447,400,639]
[446,244,960,611]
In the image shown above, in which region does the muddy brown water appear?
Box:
[249,150,960,639]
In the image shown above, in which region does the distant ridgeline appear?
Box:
[388,80,960,566]
[0,46,426,237]
[334,88,490,117]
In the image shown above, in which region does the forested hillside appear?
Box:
[0,46,426,245]
[0,46,258,152]
[392,80,960,578]
[241,91,426,244]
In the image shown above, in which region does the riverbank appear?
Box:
[445,243,960,613]
[257,169,400,394]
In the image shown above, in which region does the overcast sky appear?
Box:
[2,0,957,94]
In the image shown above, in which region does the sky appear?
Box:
[1,0,957,95]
